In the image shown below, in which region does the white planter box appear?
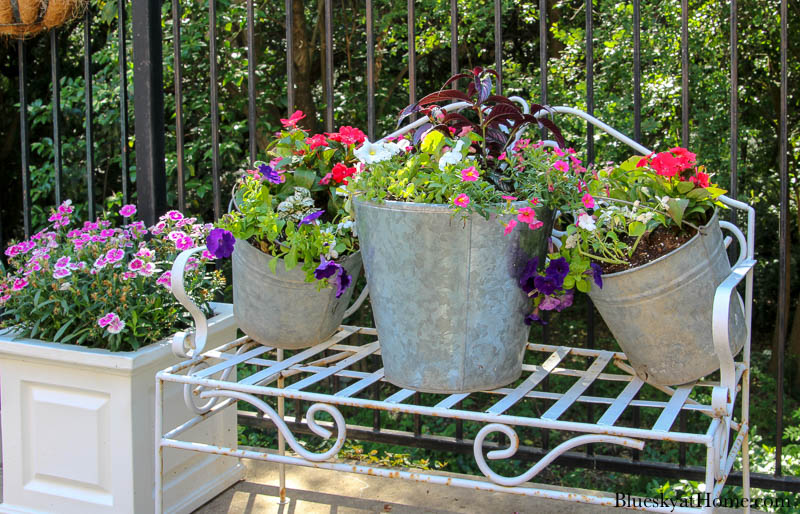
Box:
[0,303,244,514]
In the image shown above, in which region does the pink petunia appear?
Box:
[582,193,595,209]
[502,195,517,202]
[516,207,537,224]
[453,194,471,207]
[504,219,518,236]
[460,166,479,182]
[528,220,544,230]
[119,204,137,218]
[553,160,569,173]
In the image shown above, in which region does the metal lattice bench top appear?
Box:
[162,326,743,446]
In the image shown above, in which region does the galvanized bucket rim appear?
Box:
[600,209,720,279]
[234,237,360,285]
[353,196,539,214]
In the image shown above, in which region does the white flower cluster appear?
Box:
[354,139,410,164]
[438,140,465,171]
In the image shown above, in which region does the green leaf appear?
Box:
[52,318,76,343]
[294,169,316,189]
[685,188,710,200]
[284,248,298,270]
[628,221,646,237]
[268,256,279,274]
[563,275,576,289]
[576,278,591,293]
[666,198,690,226]
[676,181,695,194]
[620,155,642,171]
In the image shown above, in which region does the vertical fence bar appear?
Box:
[776,0,788,477]
[450,0,457,80]
[285,0,294,113]
[247,0,257,164]
[538,0,546,104]
[493,0,502,93]
[323,0,334,132]
[408,0,416,112]
[678,0,689,467]
[132,0,167,225]
[585,0,595,454]
[118,0,130,204]
[680,0,689,147]
[366,0,375,141]
[50,31,63,206]
[18,41,31,238]
[632,0,641,142]
[84,9,95,220]
[172,0,186,212]
[631,0,642,462]
[209,0,222,219]
[729,0,738,213]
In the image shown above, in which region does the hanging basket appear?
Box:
[0,0,84,38]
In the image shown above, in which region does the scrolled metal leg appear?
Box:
[473,423,645,487]
[183,341,258,414]
[198,389,347,462]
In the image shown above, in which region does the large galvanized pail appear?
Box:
[354,198,552,393]
[588,211,746,386]
[232,239,362,349]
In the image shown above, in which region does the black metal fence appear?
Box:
[5,0,797,493]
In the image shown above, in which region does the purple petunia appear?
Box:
[299,210,325,226]
[589,262,603,289]
[546,257,569,280]
[206,228,235,259]
[533,275,559,296]
[518,257,539,294]
[314,256,353,298]
[524,311,546,326]
[257,164,283,184]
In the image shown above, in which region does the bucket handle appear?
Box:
[718,221,746,269]
[170,246,210,358]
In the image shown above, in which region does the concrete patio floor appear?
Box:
[194,456,752,514]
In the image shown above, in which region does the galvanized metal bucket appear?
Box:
[354,198,552,393]
[232,239,362,349]
[588,211,746,386]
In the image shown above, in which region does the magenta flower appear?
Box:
[175,236,195,251]
[98,313,125,334]
[55,256,71,269]
[460,166,479,182]
[128,258,145,271]
[166,210,184,221]
[12,278,29,291]
[119,204,137,218]
[57,200,74,215]
[53,268,71,279]
[553,160,569,173]
[0,294,10,305]
[94,257,107,269]
[582,193,595,209]
[453,194,470,207]
[139,262,156,277]
[105,248,125,264]
[136,247,154,259]
[502,195,517,202]
[157,271,172,288]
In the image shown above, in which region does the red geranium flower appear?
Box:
[689,170,710,188]
[331,163,357,184]
[306,134,328,151]
[280,110,306,128]
[669,147,697,170]
[636,152,654,168]
[649,151,682,178]
[327,126,366,146]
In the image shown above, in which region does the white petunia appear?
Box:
[437,141,466,171]
[577,213,597,231]
[355,140,392,164]
[565,233,580,249]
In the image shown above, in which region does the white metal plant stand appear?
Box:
[156,108,755,513]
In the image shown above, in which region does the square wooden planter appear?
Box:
[0,303,244,514]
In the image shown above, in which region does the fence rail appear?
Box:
[5,0,796,492]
